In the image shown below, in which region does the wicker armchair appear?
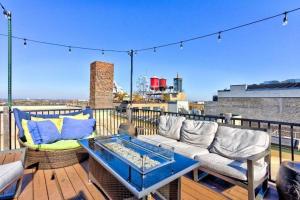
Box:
[13,108,93,169]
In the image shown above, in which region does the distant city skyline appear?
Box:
[0,1,299,101]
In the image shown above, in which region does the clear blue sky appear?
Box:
[0,1,299,101]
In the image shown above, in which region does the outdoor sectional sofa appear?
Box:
[14,108,94,169]
[137,115,270,200]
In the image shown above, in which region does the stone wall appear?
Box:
[204,97,300,123]
[90,61,114,108]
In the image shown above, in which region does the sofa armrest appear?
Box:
[246,149,270,186]
[247,149,270,162]
[136,127,158,136]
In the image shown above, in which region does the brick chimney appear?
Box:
[89,61,114,108]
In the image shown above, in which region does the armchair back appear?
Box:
[13,108,94,141]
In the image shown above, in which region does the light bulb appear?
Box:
[218,32,222,42]
[180,42,183,49]
[282,12,288,26]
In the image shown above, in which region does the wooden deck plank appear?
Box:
[3,152,16,164]
[182,176,229,200]
[17,169,34,200]
[44,170,63,200]
[14,161,278,200]
[223,186,248,200]
[73,163,106,200]
[13,152,21,162]
[181,190,197,200]
[64,166,95,200]
[0,154,6,164]
[33,170,48,200]
[54,168,77,200]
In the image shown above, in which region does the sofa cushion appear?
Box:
[160,142,209,159]
[61,118,96,140]
[158,115,185,140]
[210,126,269,161]
[137,135,178,146]
[59,113,90,120]
[23,132,96,150]
[36,120,61,144]
[0,161,24,191]
[31,117,63,133]
[22,119,37,145]
[26,120,43,144]
[180,120,218,148]
[195,153,267,181]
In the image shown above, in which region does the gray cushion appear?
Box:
[137,134,178,146]
[210,126,269,161]
[160,142,209,159]
[180,120,218,148]
[195,153,267,181]
[0,161,24,191]
[158,115,185,140]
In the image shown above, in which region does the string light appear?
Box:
[102,50,104,55]
[0,7,299,54]
[68,46,71,53]
[23,38,27,47]
[135,50,138,55]
[282,12,288,26]
[218,32,222,42]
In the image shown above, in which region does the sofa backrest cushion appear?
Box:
[61,118,96,140]
[158,115,185,140]
[180,120,218,148]
[14,108,94,140]
[210,126,269,161]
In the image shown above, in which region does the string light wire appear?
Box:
[134,7,300,52]
[0,7,299,54]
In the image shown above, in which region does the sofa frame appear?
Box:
[137,123,271,200]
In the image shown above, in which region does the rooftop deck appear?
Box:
[1,151,278,200]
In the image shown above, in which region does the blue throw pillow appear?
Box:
[27,121,42,144]
[36,120,61,144]
[61,118,95,140]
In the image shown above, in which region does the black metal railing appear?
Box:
[1,106,300,182]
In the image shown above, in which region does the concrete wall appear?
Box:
[204,97,300,123]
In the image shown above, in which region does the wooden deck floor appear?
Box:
[2,160,278,200]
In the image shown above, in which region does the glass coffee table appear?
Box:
[79,134,200,200]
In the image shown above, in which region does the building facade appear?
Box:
[205,83,300,123]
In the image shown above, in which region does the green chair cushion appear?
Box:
[24,132,96,150]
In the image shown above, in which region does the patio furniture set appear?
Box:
[1,108,272,200]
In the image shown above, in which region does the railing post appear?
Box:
[224,113,232,124]
[127,107,132,123]
[3,106,11,150]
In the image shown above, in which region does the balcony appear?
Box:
[0,107,293,199]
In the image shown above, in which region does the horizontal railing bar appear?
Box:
[231,117,300,127]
